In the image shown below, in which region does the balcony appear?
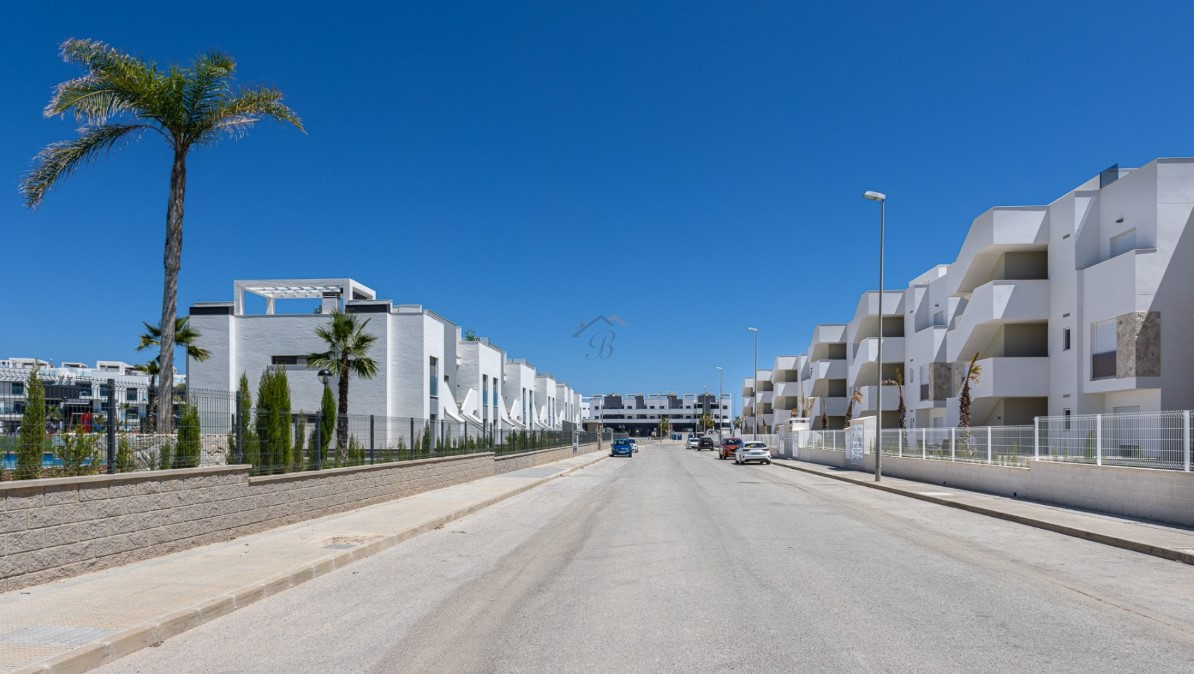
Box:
[946,279,1049,362]
[813,397,847,417]
[810,359,847,381]
[856,384,901,412]
[968,357,1050,400]
[848,337,905,387]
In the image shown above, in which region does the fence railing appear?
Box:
[0,384,597,480]
[779,409,1194,473]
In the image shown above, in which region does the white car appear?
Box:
[628,438,639,453]
[686,436,700,449]
[735,441,772,465]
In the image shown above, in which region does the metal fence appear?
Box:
[778,409,1194,472]
[0,379,597,480]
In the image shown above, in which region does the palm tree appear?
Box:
[957,353,983,429]
[131,359,160,432]
[136,317,210,432]
[884,368,908,448]
[21,39,303,433]
[308,311,379,459]
[843,389,863,427]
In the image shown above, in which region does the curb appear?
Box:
[770,460,1194,567]
[16,453,608,674]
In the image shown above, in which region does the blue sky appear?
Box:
[3,1,1193,409]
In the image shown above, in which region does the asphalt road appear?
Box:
[99,441,1194,673]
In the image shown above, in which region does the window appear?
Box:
[1110,229,1137,257]
[271,355,301,366]
[12,383,23,396]
[1063,408,1071,430]
[1061,328,1071,351]
[429,357,439,397]
[126,388,138,402]
[932,311,946,327]
[1091,319,1116,379]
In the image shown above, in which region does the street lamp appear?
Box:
[863,190,886,483]
[747,327,759,438]
[715,366,724,441]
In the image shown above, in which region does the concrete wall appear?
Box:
[0,453,493,592]
[493,442,600,475]
[795,450,1194,528]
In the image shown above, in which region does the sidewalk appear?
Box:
[771,457,1194,565]
[0,451,608,674]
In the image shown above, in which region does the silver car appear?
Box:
[735,441,772,465]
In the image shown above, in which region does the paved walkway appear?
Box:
[772,457,1194,565]
[0,452,608,674]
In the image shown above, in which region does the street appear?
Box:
[99,440,1194,673]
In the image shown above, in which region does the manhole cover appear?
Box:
[319,534,382,548]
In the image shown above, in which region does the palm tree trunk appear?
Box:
[157,148,187,434]
[337,354,350,460]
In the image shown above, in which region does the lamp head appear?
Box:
[318,369,333,386]
[863,191,886,202]
[747,326,758,333]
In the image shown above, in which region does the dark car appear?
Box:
[697,436,716,451]
[611,439,634,458]
[719,437,743,460]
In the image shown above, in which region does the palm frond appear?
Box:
[20,123,148,207]
[197,85,304,143]
[184,51,235,133]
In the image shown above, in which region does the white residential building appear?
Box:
[746,158,1194,428]
[187,279,582,441]
[588,393,731,436]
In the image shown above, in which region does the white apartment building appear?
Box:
[0,359,156,433]
[588,393,731,436]
[187,279,582,439]
[747,158,1194,429]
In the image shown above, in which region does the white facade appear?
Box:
[0,359,155,433]
[588,393,731,436]
[188,279,581,438]
[750,158,1194,428]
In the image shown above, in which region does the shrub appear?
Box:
[116,434,135,472]
[292,415,307,472]
[158,440,174,470]
[319,386,335,459]
[61,428,100,476]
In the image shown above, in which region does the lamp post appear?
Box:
[863,190,886,482]
[747,327,759,439]
[715,366,724,441]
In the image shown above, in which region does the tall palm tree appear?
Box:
[308,311,379,459]
[136,317,210,432]
[21,38,304,433]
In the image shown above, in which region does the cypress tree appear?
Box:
[255,369,292,473]
[319,385,335,462]
[292,415,306,472]
[174,403,201,468]
[16,365,45,480]
[237,372,260,471]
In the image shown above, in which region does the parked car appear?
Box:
[628,438,639,453]
[686,436,701,449]
[735,441,772,465]
[698,436,716,451]
[611,439,634,458]
[719,437,743,460]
